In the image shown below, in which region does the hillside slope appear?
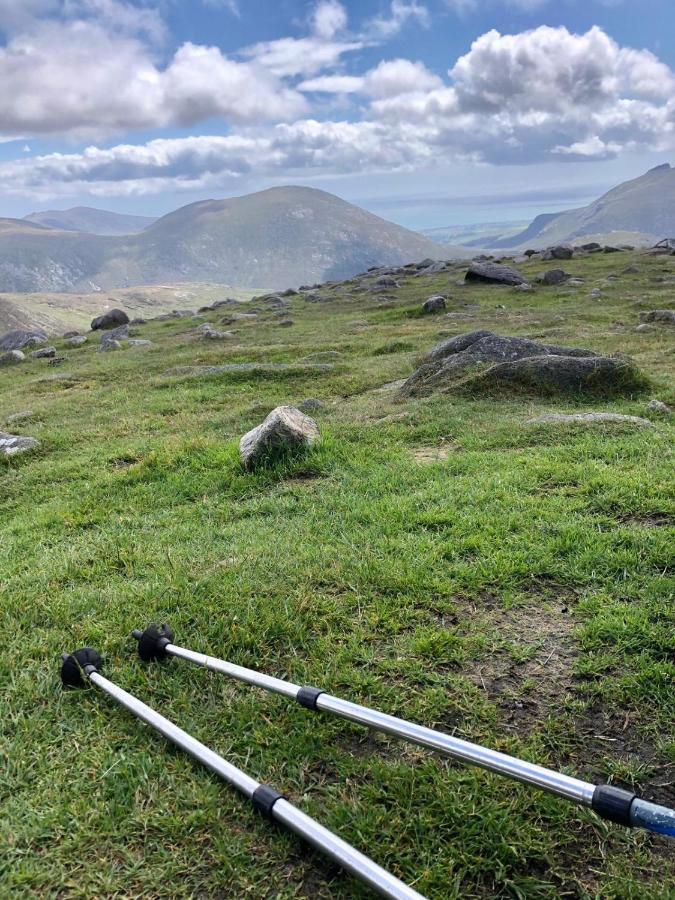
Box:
[494,164,675,248]
[0,187,457,293]
[24,206,156,235]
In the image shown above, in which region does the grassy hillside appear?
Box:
[1,250,673,898]
[24,207,157,236]
[0,283,260,335]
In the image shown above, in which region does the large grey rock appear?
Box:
[539,269,569,286]
[91,308,129,331]
[647,399,671,415]
[0,328,47,351]
[99,324,129,346]
[543,245,573,260]
[398,330,644,398]
[639,309,675,325]
[0,432,40,456]
[99,339,122,352]
[423,295,447,314]
[239,405,319,471]
[0,350,25,366]
[526,412,655,428]
[465,262,527,286]
[30,346,56,359]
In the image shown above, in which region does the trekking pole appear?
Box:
[60,648,426,900]
[133,625,675,839]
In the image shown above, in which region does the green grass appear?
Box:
[1,251,674,898]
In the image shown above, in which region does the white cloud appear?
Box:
[366,1,430,39]
[299,59,442,97]
[312,0,348,39]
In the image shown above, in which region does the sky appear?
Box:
[0,0,673,229]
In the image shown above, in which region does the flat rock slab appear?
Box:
[526,413,655,428]
[163,363,333,378]
[240,405,319,470]
[465,262,528,286]
[0,432,40,457]
[398,330,645,398]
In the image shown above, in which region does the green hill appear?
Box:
[1,248,673,898]
[24,206,156,236]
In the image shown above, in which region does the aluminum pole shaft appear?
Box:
[88,671,426,900]
[165,642,594,805]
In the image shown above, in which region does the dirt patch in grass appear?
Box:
[412,445,455,464]
[614,512,674,528]
[450,594,579,733]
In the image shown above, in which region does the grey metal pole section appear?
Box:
[133,626,675,838]
[61,649,427,900]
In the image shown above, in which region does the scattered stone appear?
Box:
[62,330,80,338]
[99,339,122,352]
[278,319,294,328]
[219,313,258,324]
[240,405,319,470]
[647,399,671,415]
[0,432,40,457]
[465,262,528,286]
[91,308,129,331]
[201,328,235,340]
[0,329,47,351]
[422,295,447,314]
[30,346,56,359]
[128,339,152,347]
[375,275,399,288]
[639,309,675,325]
[543,245,573,260]
[129,318,147,326]
[100,324,129,346]
[414,259,450,276]
[66,336,88,347]
[539,269,569,286]
[603,245,623,253]
[0,350,25,366]
[398,330,645,398]
[590,288,602,298]
[4,410,33,425]
[297,398,326,412]
[578,242,602,252]
[512,283,534,293]
[526,412,655,428]
[635,324,654,332]
[48,356,68,366]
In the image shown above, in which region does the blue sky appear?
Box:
[0,0,673,228]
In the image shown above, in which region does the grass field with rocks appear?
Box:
[1,249,673,898]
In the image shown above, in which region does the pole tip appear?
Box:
[60,647,102,688]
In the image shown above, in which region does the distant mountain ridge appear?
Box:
[0,187,463,293]
[24,206,156,236]
[488,164,675,249]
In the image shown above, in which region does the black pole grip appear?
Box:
[592,784,637,826]
[134,624,174,662]
[252,785,284,819]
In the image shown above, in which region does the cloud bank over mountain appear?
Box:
[0,1,673,203]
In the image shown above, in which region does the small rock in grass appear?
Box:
[100,324,129,346]
[62,330,80,338]
[465,262,528,286]
[66,336,87,347]
[590,288,602,298]
[128,339,152,347]
[5,410,33,425]
[298,398,325,412]
[526,412,655,428]
[48,356,69,366]
[423,295,447,314]
[0,350,25,365]
[201,328,235,340]
[639,309,675,325]
[30,346,56,359]
[240,405,319,471]
[99,339,122,352]
[647,399,671,415]
[278,319,294,327]
[0,432,40,456]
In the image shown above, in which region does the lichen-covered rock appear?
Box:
[539,269,569,286]
[465,262,528,286]
[0,350,25,366]
[639,309,675,325]
[0,328,47,351]
[526,412,655,428]
[91,308,129,331]
[0,432,40,456]
[30,346,56,359]
[66,336,88,347]
[398,331,645,398]
[240,405,319,470]
[99,339,122,352]
[647,399,671,415]
[100,324,129,346]
[543,245,573,260]
[423,295,447,314]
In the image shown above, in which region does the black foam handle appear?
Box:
[592,784,637,826]
[252,784,284,819]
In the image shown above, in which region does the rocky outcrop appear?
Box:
[639,309,675,325]
[465,262,528,286]
[0,350,25,366]
[422,295,447,314]
[0,432,40,456]
[239,405,319,470]
[91,309,129,331]
[398,331,646,398]
[0,328,47,351]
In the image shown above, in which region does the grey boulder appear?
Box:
[0,350,25,366]
[0,328,47,351]
[240,405,320,471]
[30,346,57,359]
[91,309,129,331]
[465,262,528,286]
[100,324,129,346]
[543,245,573,260]
[539,269,569,286]
[0,432,40,456]
[66,336,88,347]
[639,309,675,325]
[423,295,447,314]
[99,339,122,352]
[398,330,645,398]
